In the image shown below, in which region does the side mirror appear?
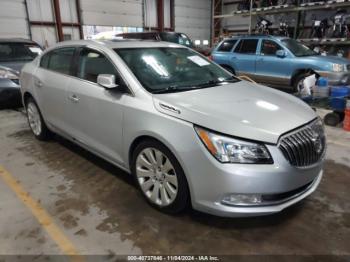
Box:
[276,50,286,58]
[97,74,118,89]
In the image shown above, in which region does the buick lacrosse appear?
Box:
[20,40,325,217]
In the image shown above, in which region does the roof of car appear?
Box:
[51,39,186,49]
[229,35,288,40]
[0,38,39,44]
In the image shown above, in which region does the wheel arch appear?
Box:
[219,64,236,75]
[127,133,193,201]
[23,91,35,107]
[291,68,319,86]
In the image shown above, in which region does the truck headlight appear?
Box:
[332,63,345,72]
[194,126,273,164]
[0,68,19,80]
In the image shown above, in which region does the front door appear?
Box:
[66,47,126,164]
[255,39,291,87]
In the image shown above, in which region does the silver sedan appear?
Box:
[20,40,326,217]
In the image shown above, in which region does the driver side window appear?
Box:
[261,40,282,56]
[77,48,119,84]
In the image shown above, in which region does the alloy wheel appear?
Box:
[135,148,178,207]
[27,102,42,136]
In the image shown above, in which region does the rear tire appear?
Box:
[131,139,190,214]
[25,97,51,141]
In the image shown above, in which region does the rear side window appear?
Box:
[234,39,258,54]
[77,48,119,84]
[44,47,75,75]
[217,40,237,52]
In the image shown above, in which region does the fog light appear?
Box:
[222,194,262,206]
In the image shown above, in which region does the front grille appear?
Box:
[278,119,326,167]
[262,180,313,203]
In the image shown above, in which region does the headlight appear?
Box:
[194,126,273,164]
[0,68,19,80]
[332,63,345,72]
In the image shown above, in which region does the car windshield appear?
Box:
[159,33,193,47]
[115,47,239,94]
[281,39,317,57]
[0,42,42,62]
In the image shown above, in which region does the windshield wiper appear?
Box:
[152,85,190,94]
[153,77,239,94]
[192,77,239,88]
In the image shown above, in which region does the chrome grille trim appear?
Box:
[278,119,326,167]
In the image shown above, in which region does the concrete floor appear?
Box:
[0,109,349,259]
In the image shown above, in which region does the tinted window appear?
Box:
[159,32,193,47]
[261,40,282,56]
[217,40,237,52]
[46,48,75,75]
[0,42,42,62]
[234,39,258,54]
[78,48,118,83]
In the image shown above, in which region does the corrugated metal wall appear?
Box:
[0,0,213,45]
[80,0,143,27]
[0,0,30,39]
[175,0,212,42]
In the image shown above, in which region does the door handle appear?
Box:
[35,80,43,88]
[69,94,79,103]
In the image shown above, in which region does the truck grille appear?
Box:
[278,119,326,167]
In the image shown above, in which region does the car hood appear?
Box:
[302,55,349,65]
[0,61,28,73]
[153,82,316,144]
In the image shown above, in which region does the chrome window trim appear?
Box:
[38,44,135,96]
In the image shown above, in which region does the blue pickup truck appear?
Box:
[211,35,350,92]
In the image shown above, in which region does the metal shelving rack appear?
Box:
[212,0,350,47]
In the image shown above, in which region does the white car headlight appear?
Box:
[332,63,345,72]
[194,126,273,164]
[0,68,19,80]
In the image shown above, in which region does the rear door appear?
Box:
[232,39,259,78]
[255,39,291,86]
[212,39,238,71]
[34,47,75,132]
[66,47,126,164]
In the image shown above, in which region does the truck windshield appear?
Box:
[281,39,317,57]
[115,47,238,94]
[0,42,42,62]
[159,33,193,47]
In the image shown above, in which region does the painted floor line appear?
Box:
[0,165,84,262]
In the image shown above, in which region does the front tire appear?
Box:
[131,139,190,214]
[293,73,311,94]
[26,98,51,140]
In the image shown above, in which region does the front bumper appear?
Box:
[0,79,22,108]
[316,70,350,85]
[179,134,324,217]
